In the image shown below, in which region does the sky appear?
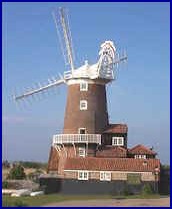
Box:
[2,2,170,164]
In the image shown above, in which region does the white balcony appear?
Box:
[52,134,101,145]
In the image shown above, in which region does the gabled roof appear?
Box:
[129,144,156,155]
[96,146,127,158]
[64,157,160,172]
[103,124,128,134]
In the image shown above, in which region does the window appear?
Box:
[78,171,89,180]
[78,128,86,134]
[80,82,88,91]
[112,137,124,146]
[100,171,111,181]
[135,155,146,159]
[79,147,86,157]
[80,100,87,110]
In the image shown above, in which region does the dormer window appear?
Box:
[135,155,146,159]
[112,137,124,146]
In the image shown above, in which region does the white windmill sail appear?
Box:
[52,7,75,73]
[13,8,127,102]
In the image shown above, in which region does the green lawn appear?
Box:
[2,194,161,207]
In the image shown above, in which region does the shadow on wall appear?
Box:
[39,178,158,195]
[159,166,170,195]
[39,178,62,194]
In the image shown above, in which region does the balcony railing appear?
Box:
[52,134,101,145]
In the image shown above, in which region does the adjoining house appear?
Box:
[47,122,160,195]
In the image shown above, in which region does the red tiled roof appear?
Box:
[64,157,160,172]
[103,124,128,134]
[129,144,156,155]
[96,146,127,158]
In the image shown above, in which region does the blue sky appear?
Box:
[2,2,170,164]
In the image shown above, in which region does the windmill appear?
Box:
[13,8,127,176]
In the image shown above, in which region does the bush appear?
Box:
[8,164,26,180]
[122,186,134,196]
[123,187,130,196]
[2,181,9,189]
[27,169,44,182]
[142,183,153,195]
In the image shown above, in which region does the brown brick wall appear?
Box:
[48,144,98,175]
[87,146,96,157]
[64,171,78,179]
[141,172,155,181]
[90,172,99,179]
[66,144,97,157]
[65,145,76,158]
[63,83,109,134]
[57,148,67,176]
[47,146,75,176]
[112,172,127,180]
[102,133,128,148]
[63,170,156,182]
[47,146,59,172]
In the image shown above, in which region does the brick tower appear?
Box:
[47,41,124,176]
[63,79,109,134]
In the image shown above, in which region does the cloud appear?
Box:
[2,116,26,124]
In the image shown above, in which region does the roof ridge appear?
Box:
[67,157,159,161]
[129,144,156,154]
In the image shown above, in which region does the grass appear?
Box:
[2,194,162,207]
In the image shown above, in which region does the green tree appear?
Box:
[8,164,26,180]
[142,183,153,195]
[2,181,9,189]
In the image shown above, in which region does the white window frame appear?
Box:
[80,100,87,110]
[80,82,88,91]
[78,147,86,157]
[78,128,86,134]
[78,171,89,180]
[112,137,124,146]
[100,172,105,181]
[100,171,111,181]
[134,155,146,159]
